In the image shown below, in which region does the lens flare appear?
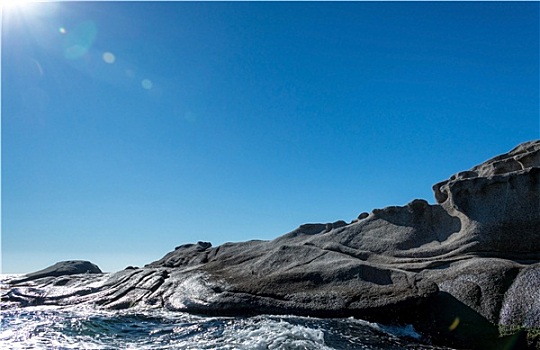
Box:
[103,52,115,64]
[448,317,460,331]
[141,79,153,90]
[62,20,97,60]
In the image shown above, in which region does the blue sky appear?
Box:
[2,2,539,273]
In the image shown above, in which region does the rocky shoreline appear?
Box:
[3,140,539,349]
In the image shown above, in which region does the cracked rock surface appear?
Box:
[3,140,540,349]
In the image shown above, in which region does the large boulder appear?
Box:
[2,139,540,349]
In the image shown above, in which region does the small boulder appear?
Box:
[357,212,369,220]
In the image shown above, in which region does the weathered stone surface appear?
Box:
[2,140,540,349]
[9,260,102,284]
[420,258,521,324]
[500,263,540,328]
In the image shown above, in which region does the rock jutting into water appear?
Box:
[3,140,540,349]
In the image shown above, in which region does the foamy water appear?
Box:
[1,275,454,349]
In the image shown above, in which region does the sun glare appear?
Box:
[0,0,42,16]
[1,0,52,27]
[1,0,28,9]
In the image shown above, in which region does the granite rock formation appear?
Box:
[3,140,540,349]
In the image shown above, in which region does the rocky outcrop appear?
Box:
[9,260,102,284]
[2,140,540,349]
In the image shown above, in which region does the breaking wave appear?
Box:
[1,274,453,349]
[0,306,455,349]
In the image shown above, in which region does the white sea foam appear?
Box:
[0,306,451,349]
[181,317,332,350]
[348,316,422,340]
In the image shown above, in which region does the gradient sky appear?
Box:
[2,1,539,273]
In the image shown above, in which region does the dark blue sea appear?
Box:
[1,275,455,350]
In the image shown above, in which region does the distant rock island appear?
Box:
[3,140,539,349]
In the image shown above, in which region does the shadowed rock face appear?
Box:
[2,140,540,349]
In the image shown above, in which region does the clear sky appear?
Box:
[2,1,539,274]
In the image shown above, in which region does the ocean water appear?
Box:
[1,275,454,350]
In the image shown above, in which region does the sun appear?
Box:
[1,0,33,12]
[1,0,45,23]
[1,0,23,8]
